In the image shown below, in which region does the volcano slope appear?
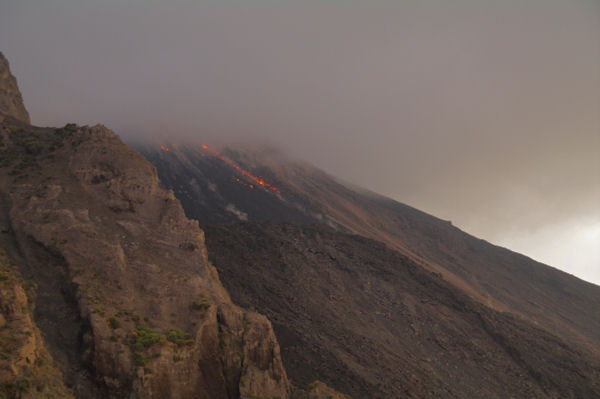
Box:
[138,142,600,397]
[139,143,600,353]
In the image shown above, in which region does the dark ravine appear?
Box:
[0,248,75,399]
[15,236,101,398]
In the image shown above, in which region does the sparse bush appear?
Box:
[166,328,194,347]
[133,353,147,367]
[93,306,106,316]
[109,316,121,329]
[11,155,37,172]
[127,323,165,368]
[131,313,141,323]
[190,299,210,311]
[129,323,163,352]
[22,139,42,155]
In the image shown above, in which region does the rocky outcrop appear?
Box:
[0,52,30,124]
[0,117,290,397]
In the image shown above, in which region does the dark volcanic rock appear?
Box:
[135,144,323,227]
[206,222,600,399]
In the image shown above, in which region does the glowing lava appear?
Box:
[200,144,281,194]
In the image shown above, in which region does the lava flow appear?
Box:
[200,143,281,194]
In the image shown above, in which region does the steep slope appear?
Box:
[139,143,600,355]
[205,222,600,399]
[0,55,292,398]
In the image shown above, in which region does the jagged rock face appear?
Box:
[0,119,290,398]
[0,52,30,124]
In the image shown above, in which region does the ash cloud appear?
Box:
[1,1,598,283]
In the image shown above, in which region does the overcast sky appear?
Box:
[1,1,598,284]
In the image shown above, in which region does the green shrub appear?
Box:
[127,323,165,368]
[129,324,163,352]
[190,300,210,311]
[166,328,194,347]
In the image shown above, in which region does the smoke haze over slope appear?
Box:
[1,1,598,283]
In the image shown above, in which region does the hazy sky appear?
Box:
[1,1,598,284]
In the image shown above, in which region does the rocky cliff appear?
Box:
[0,53,297,398]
